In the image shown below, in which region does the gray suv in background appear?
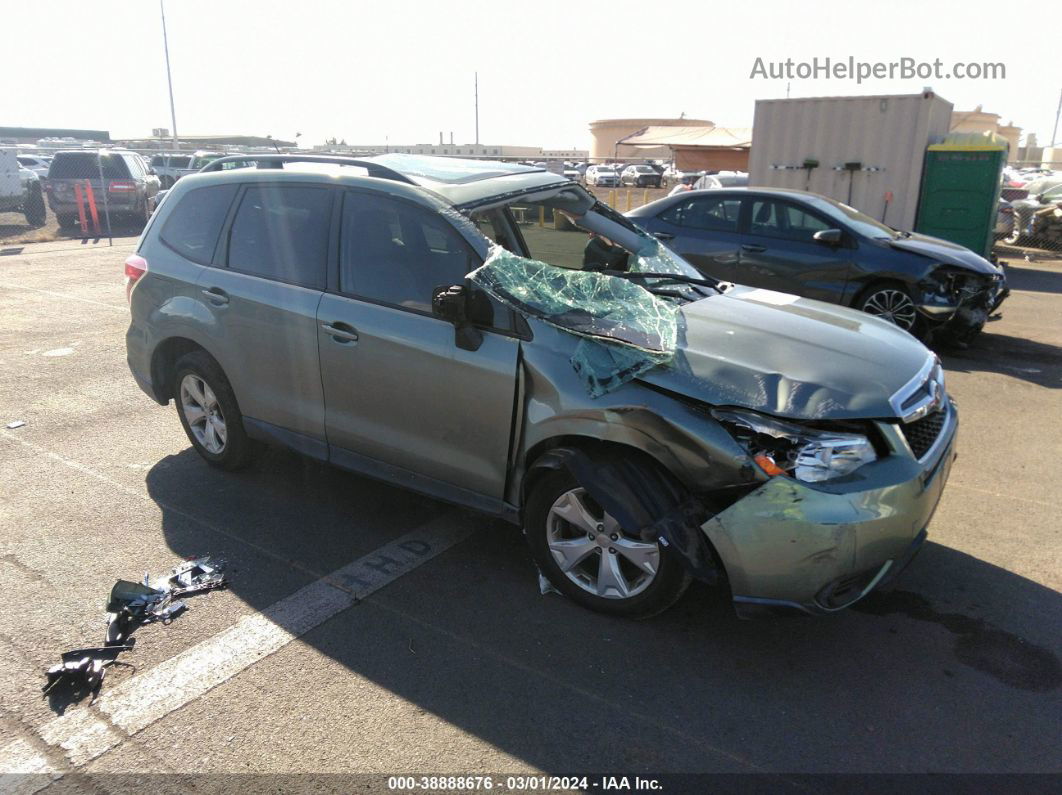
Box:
[150,151,224,187]
[125,154,957,619]
[47,149,160,229]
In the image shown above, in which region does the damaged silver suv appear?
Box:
[126,154,957,619]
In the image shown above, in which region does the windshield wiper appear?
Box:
[601,270,722,297]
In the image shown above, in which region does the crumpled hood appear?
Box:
[884,233,1000,275]
[639,286,932,420]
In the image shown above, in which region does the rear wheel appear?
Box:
[173,351,253,470]
[525,468,691,619]
[23,185,46,227]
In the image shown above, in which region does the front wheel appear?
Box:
[858,282,923,337]
[173,351,253,470]
[525,469,691,619]
[1003,226,1025,245]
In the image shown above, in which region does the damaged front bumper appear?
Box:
[918,271,1009,338]
[701,405,957,618]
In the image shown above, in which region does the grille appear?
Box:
[901,408,947,459]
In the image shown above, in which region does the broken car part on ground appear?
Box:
[43,557,227,704]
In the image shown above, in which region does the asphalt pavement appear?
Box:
[0,240,1059,790]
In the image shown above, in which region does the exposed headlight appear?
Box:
[713,408,877,483]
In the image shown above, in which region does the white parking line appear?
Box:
[0,516,473,772]
[0,283,127,311]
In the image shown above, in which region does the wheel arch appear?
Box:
[149,336,215,404]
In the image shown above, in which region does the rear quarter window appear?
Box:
[158,185,239,265]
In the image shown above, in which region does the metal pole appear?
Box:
[1052,87,1061,146]
[95,151,113,246]
[160,0,179,150]
[474,72,479,146]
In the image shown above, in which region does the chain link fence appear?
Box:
[995,168,1062,262]
[1,149,160,253]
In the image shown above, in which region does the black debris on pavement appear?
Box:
[44,556,229,710]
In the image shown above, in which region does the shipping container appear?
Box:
[748,92,953,231]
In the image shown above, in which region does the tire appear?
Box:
[134,200,150,230]
[856,280,925,338]
[173,351,253,470]
[23,186,46,227]
[525,468,691,619]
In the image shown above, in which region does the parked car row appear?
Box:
[1002,177,1062,245]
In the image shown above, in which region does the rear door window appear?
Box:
[749,199,831,242]
[663,196,741,232]
[226,184,332,289]
[159,185,239,264]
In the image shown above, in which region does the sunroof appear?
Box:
[367,153,543,184]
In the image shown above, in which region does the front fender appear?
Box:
[512,339,762,506]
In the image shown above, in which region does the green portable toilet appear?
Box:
[914,132,1008,259]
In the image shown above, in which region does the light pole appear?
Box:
[1052,87,1061,147]
[160,0,179,150]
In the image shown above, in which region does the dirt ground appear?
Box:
[0,205,147,247]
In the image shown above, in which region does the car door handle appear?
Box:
[201,287,229,305]
[740,244,767,253]
[321,322,359,343]
[652,232,674,240]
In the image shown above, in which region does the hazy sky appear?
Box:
[4,0,1059,149]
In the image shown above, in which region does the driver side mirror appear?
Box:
[813,228,843,246]
[432,284,493,351]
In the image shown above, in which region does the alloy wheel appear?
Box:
[546,488,660,599]
[862,288,917,330]
[180,374,227,454]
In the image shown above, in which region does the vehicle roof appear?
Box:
[626,186,845,217]
[364,153,570,206]
[169,162,454,211]
[190,153,572,208]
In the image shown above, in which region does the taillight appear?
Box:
[110,180,136,192]
[124,254,148,302]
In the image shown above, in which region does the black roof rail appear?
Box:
[198,153,415,184]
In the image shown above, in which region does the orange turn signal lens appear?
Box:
[754,454,788,477]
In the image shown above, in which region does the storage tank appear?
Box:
[748,92,953,230]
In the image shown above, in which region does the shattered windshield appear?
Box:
[466,199,713,396]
